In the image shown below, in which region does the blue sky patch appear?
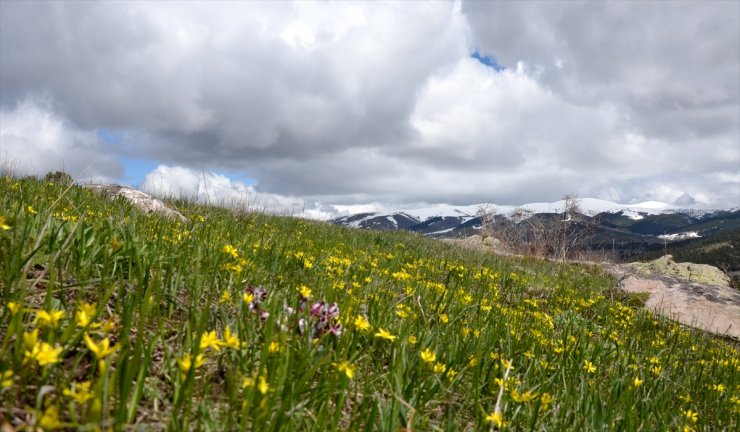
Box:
[118,157,159,187]
[471,51,504,71]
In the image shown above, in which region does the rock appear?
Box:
[626,255,731,287]
[86,184,187,222]
[441,235,509,255]
[601,256,739,340]
[482,236,503,248]
[618,274,740,340]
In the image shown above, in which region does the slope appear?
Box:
[0,176,737,431]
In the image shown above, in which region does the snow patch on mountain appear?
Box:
[353,198,690,223]
[657,231,701,241]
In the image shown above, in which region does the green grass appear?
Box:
[0,175,738,431]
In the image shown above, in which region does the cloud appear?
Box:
[0,99,122,182]
[1,1,738,210]
[141,164,338,219]
[462,1,740,142]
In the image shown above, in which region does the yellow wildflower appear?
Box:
[540,393,553,410]
[63,381,94,404]
[374,328,397,341]
[298,285,312,298]
[221,327,241,349]
[485,411,504,427]
[439,313,449,324]
[633,377,643,388]
[514,389,537,403]
[258,375,269,395]
[407,335,418,345]
[100,317,118,333]
[84,334,117,359]
[27,205,37,214]
[353,315,371,331]
[0,215,10,230]
[199,330,222,352]
[222,244,239,258]
[433,362,447,374]
[80,302,96,317]
[268,341,281,353]
[583,360,596,374]
[420,348,436,364]
[685,409,698,424]
[35,309,65,327]
[7,301,20,315]
[75,309,93,328]
[219,290,232,303]
[25,342,63,366]
[75,303,99,329]
[178,353,205,376]
[37,405,63,430]
[335,361,355,379]
[23,329,39,351]
[243,292,254,304]
[242,376,255,389]
[1,370,13,388]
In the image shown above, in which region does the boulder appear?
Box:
[601,256,739,340]
[626,255,731,287]
[86,184,187,222]
[441,234,509,255]
[618,275,740,340]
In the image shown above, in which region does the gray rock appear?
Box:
[602,258,740,340]
[441,234,510,255]
[625,255,731,287]
[86,184,187,222]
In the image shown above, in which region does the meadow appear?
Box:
[0,175,738,431]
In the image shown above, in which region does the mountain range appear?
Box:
[333,198,740,258]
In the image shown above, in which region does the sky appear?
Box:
[1,0,738,218]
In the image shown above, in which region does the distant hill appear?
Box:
[627,226,740,287]
[333,199,740,273]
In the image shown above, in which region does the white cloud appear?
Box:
[0,99,121,181]
[141,165,340,219]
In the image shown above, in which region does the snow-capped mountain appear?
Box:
[332,198,738,240]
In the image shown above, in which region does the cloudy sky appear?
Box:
[1,1,738,217]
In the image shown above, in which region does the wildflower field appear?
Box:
[0,175,738,431]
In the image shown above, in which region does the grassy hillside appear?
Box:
[0,175,738,431]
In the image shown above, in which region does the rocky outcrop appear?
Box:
[602,256,739,340]
[625,255,731,286]
[618,274,740,339]
[86,184,187,222]
[441,235,509,255]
